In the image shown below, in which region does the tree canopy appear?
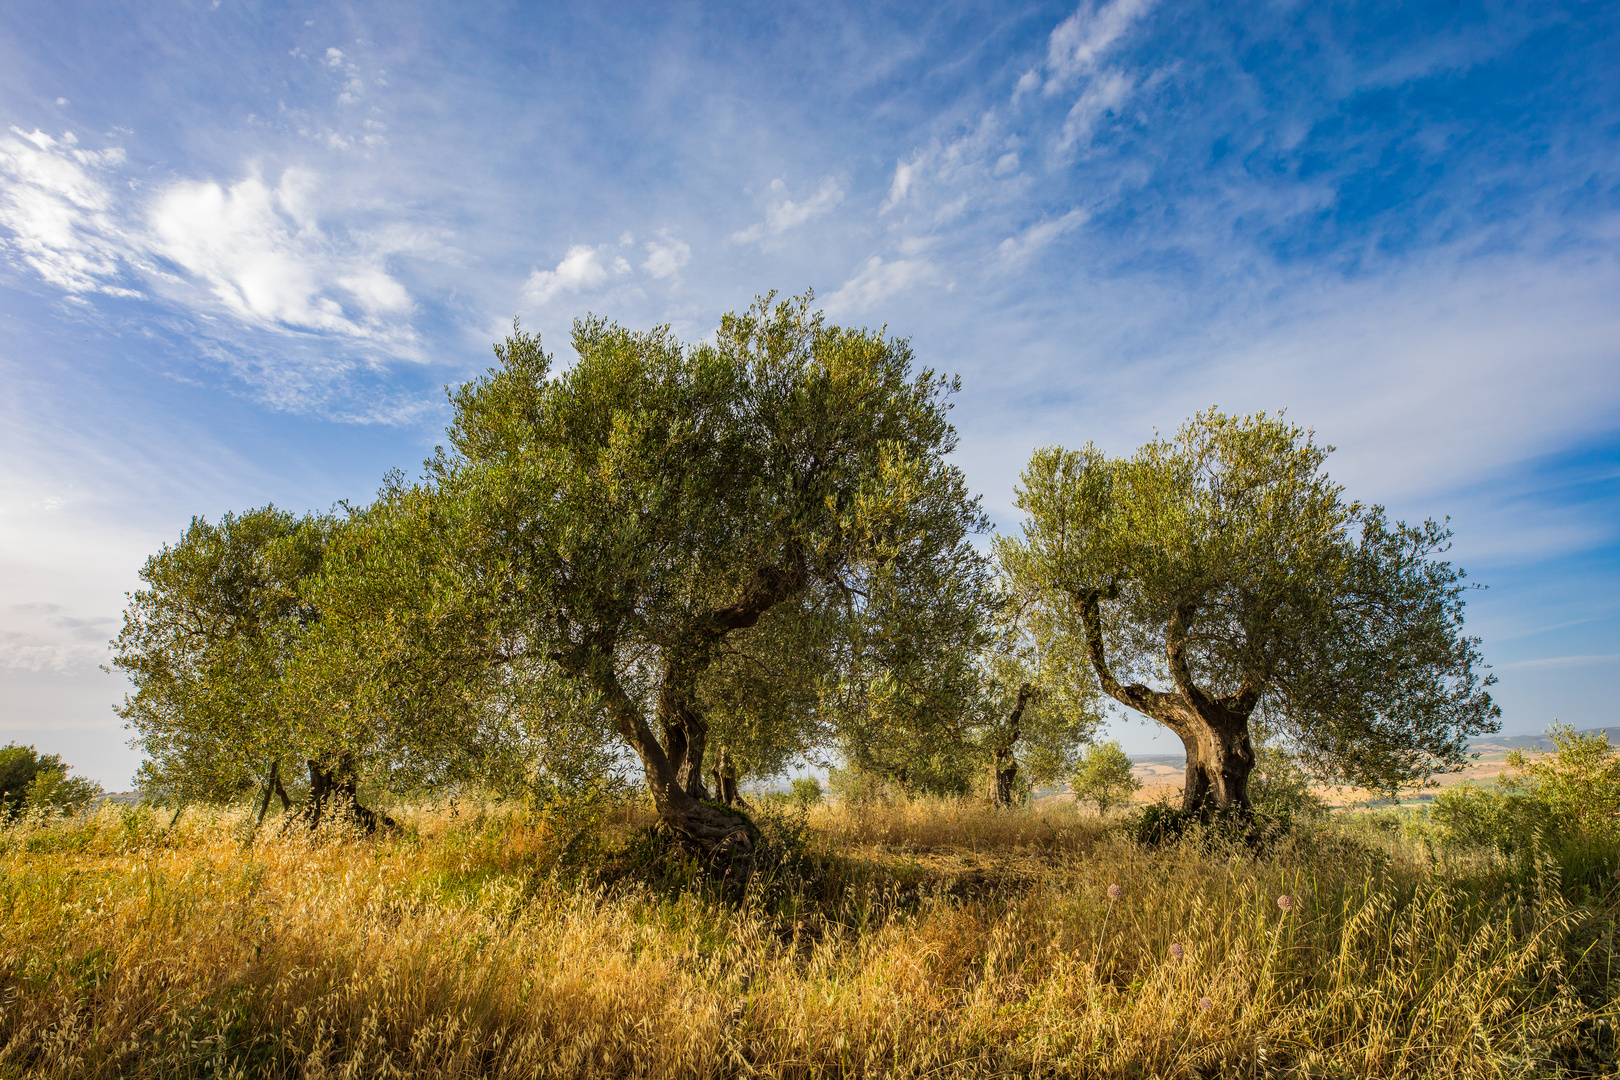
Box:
[429,293,992,851]
[998,408,1498,810]
[113,507,331,805]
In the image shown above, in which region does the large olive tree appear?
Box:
[436,293,990,855]
[998,409,1498,812]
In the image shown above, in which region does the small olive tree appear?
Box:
[1070,740,1140,814]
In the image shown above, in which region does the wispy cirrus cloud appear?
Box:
[0,128,140,297]
[0,127,418,348]
[1021,0,1156,98]
[731,177,844,244]
[822,255,935,315]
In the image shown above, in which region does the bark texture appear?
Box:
[710,746,742,807]
[1077,592,1257,813]
[988,683,1035,808]
[623,559,806,859]
[301,755,398,834]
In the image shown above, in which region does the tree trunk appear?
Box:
[1174,709,1256,814]
[989,746,1019,807]
[988,682,1034,808]
[710,746,742,807]
[302,755,397,834]
[1077,591,1257,815]
[658,673,712,801]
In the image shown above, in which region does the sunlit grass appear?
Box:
[0,797,1614,1078]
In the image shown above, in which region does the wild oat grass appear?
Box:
[1,798,1614,1079]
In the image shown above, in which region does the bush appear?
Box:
[0,744,103,821]
[1070,740,1139,814]
[1431,786,1550,856]
[1248,743,1327,824]
[1432,725,1620,868]
[789,777,823,811]
[825,766,893,806]
[1501,723,1620,836]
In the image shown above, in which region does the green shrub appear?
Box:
[1431,786,1550,856]
[0,744,103,821]
[1501,724,1620,836]
[1248,743,1327,824]
[1070,740,1139,814]
[789,777,823,811]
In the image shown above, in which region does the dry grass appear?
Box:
[0,797,1614,1079]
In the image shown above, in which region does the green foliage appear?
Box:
[789,777,824,811]
[113,507,333,803]
[1247,741,1328,822]
[1433,725,1620,858]
[1431,786,1550,856]
[998,408,1499,794]
[434,293,992,808]
[824,764,891,805]
[1499,723,1620,835]
[1070,740,1140,814]
[0,744,103,821]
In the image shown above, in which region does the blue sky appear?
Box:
[1,0,1615,787]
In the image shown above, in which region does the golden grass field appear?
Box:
[1,797,1616,1079]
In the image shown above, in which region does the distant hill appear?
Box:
[1467,726,1620,753]
[1123,727,1620,770]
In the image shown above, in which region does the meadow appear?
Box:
[1,796,1615,1079]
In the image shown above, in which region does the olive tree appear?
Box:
[435,293,989,855]
[976,604,1099,807]
[113,507,330,809]
[998,409,1498,813]
[1070,740,1140,815]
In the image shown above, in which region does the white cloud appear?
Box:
[0,608,114,674]
[149,169,413,338]
[996,208,1090,263]
[1056,70,1134,151]
[1041,0,1155,93]
[822,256,934,315]
[641,231,691,279]
[881,160,917,213]
[732,177,844,242]
[1499,654,1620,671]
[0,130,418,346]
[523,243,632,304]
[0,128,139,296]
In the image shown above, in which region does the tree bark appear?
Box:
[988,682,1035,808]
[710,745,742,806]
[302,754,397,834]
[553,556,808,865]
[1076,592,1256,813]
[657,663,713,801]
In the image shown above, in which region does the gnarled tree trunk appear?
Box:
[988,683,1035,808]
[710,745,742,807]
[302,754,398,834]
[1078,592,1258,814]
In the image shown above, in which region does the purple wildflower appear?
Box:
[1107,883,1123,901]
[1197,997,1213,1012]
[1277,894,1294,912]
[1169,942,1185,960]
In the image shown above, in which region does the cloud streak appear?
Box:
[0,128,417,347]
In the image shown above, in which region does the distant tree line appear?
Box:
[111,293,1499,857]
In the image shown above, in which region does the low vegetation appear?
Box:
[2,788,1615,1079]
